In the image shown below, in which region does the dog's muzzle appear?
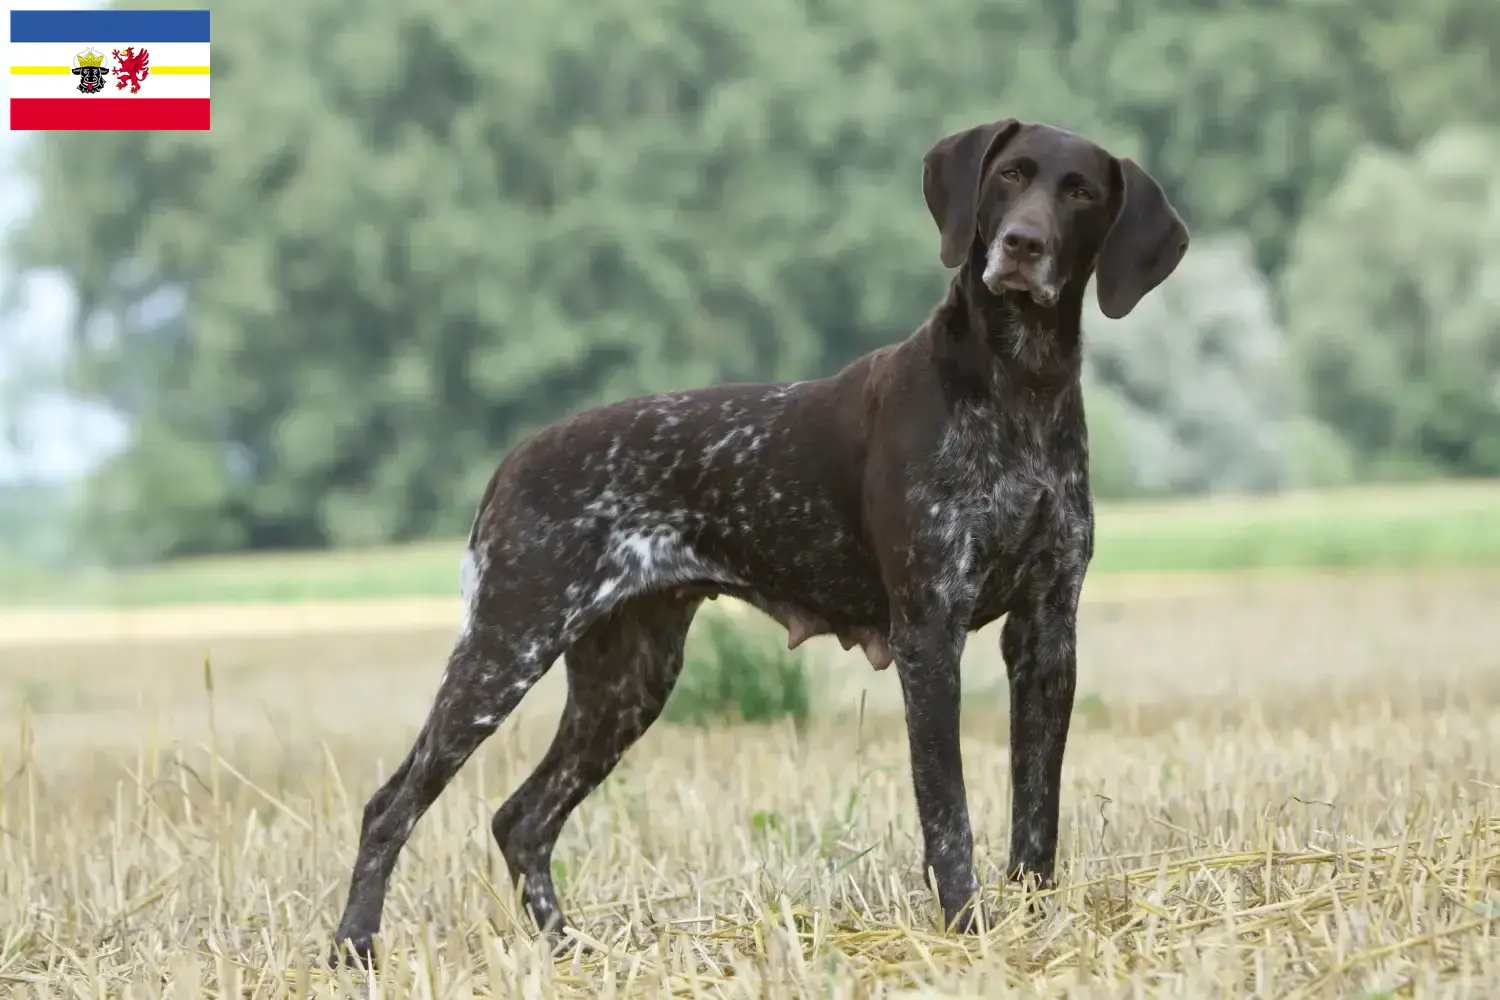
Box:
[982,223,1059,307]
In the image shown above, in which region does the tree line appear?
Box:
[7,0,1499,562]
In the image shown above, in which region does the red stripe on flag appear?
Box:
[10,98,211,131]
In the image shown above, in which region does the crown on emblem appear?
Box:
[74,47,106,69]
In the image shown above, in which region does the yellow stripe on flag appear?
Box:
[9,65,210,75]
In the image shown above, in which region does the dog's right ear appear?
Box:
[922,118,1022,269]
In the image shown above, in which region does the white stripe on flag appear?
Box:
[9,41,211,69]
[9,73,209,99]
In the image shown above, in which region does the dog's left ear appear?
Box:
[922,118,1022,269]
[1095,158,1190,319]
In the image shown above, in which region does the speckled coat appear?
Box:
[330,119,1189,965]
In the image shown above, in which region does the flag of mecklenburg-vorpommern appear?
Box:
[10,9,210,130]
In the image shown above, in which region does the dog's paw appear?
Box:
[944,900,999,935]
[542,924,574,955]
[1002,870,1058,922]
[326,935,377,970]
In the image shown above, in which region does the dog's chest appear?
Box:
[918,404,1080,577]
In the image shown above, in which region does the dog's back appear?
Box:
[469,350,900,635]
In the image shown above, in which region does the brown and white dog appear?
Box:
[330,118,1188,965]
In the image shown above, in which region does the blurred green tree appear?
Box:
[1082,233,1326,497]
[7,0,1497,559]
[1282,125,1500,479]
[18,0,935,558]
[1062,0,1500,275]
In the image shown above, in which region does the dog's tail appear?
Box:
[465,468,503,552]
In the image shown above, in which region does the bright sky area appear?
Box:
[2,0,129,484]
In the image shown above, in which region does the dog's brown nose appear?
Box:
[1001,224,1047,261]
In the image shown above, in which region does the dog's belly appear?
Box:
[540,452,891,666]
[684,515,896,669]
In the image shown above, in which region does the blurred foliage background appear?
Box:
[2,0,1499,568]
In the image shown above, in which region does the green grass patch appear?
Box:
[5,480,1500,608]
[1089,480,1500,574]
[663,613,812,728]
[1,541,468,608]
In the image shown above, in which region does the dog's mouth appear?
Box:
[981,246,1060,308]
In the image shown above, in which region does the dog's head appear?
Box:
[922,119,1189,319]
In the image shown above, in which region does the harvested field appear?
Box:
[2,570,1499,995]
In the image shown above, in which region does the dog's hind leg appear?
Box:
[491,591,700,940]
[329,604,569,967]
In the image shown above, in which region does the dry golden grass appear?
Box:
[2,571,1500,997]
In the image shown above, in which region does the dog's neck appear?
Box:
[926,256,1087,406]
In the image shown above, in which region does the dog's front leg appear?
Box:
[888,611,983,932]
[999,579,1080,889]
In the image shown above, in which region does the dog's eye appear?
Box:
[1070,187,1094,202]
[998,168,1022,183]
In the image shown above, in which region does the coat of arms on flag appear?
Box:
[10,9,210,130]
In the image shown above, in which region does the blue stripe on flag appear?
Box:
[10,9,210,44]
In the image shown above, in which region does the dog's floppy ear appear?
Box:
[1095,157,1190,319]
[922,118,1022,268]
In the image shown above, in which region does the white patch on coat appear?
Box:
[459,545,483,636]
[588,521,743,609]
[982,238,1008,289]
